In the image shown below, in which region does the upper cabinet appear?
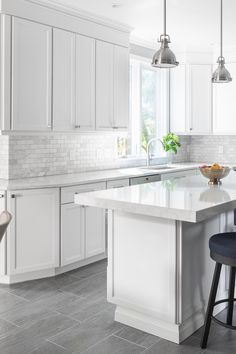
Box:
[96,41,114,130]
[170,63,212,135]
[170,64,186,133]
[53,28,76,131]
[96,41,129,130]
[11,18,52,131]
[114,45,129,130]
[0,4,131,133]
[186,64,212,133]
[213,63,236,133]
[75,35,96,131]
[53,30,96,131]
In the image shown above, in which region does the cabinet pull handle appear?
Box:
[75,125,80,129]
[11,194,15,198]
[189,128,193,131]
[0,194,4,198]
[113,126,118,130]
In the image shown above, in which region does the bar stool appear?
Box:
[201,232,236,349]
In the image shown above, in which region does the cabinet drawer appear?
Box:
[107,178,129,189]
[61,182,106,204]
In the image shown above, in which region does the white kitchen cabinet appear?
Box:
[170,65,186,134]
[53,30,96,132]
[213,63,236,133]
[96,40,129,130]
[170,64,212,134]
[60,182,106,266]
[113,45,129,130]
[53,28,76,131]
[11,18,52,131]
[96,40,114,130]
[75,35,96,130]
[186,64,212,133]
[85,207,106,258]
[61,203,85,266]
[7,188,59,275]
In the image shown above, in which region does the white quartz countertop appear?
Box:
[75,170,236,223]
[0,163,199,190]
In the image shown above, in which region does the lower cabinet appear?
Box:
[60,182,106,267]
[85,206,106,258]
[7,188,59,275]
[61,203,85,266]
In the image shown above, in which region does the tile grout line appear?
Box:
[112,333,147,349]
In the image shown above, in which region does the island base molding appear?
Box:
[107,210,231,343]
[114,305,206,344]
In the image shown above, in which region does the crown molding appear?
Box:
[25,0,133,33]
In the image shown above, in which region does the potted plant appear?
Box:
[162,133,181,164]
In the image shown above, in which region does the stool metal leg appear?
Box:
[226,266,236,325]
[201,262,222,349]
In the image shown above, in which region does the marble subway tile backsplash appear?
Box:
[0,136,9,179]
[2,134,233,180]
[189,136,236,164]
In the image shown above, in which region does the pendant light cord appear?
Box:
[220,0,223,58]
[164,0,166,36]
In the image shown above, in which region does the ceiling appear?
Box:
[47,0,236,50]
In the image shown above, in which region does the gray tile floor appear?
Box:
[0,259,234,353]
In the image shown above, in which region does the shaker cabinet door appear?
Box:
[85,206,106,258]
[75,35,96,131]
[96,40,114,130]
[61,203,85,266]
[113,45,129,130]
[53,28,76,131]
[213,63,236,133]
[186,64,212,133]
[7,188,59,275]
[11,18,52,131]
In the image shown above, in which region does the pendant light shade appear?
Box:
[152,0,178,68]
[212,0,232,83]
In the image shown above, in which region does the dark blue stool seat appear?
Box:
[201,232,236,349]
[210,232,236,263]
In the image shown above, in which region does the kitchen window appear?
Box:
[128,55,169,158]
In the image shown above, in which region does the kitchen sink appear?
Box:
[140,165,177,170]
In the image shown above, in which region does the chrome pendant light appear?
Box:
[152,0,178,68]
[212,0,232,83]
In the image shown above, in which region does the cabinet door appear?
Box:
[113,45,129,130]
[53,28,75,131]
[170,64,186,134]
[213,63,236,133]
[186,64,212,133]
[61,204,85,266]
[76,35,95,130]
[96,40,114,130]
[85,207,106,258]
[7,188,59,275]
[12,18,52,131]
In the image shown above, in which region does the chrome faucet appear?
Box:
[146,138,164,166]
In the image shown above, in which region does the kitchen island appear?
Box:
[75,172,236,343]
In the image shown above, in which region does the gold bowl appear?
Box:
[199,166,231,185]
